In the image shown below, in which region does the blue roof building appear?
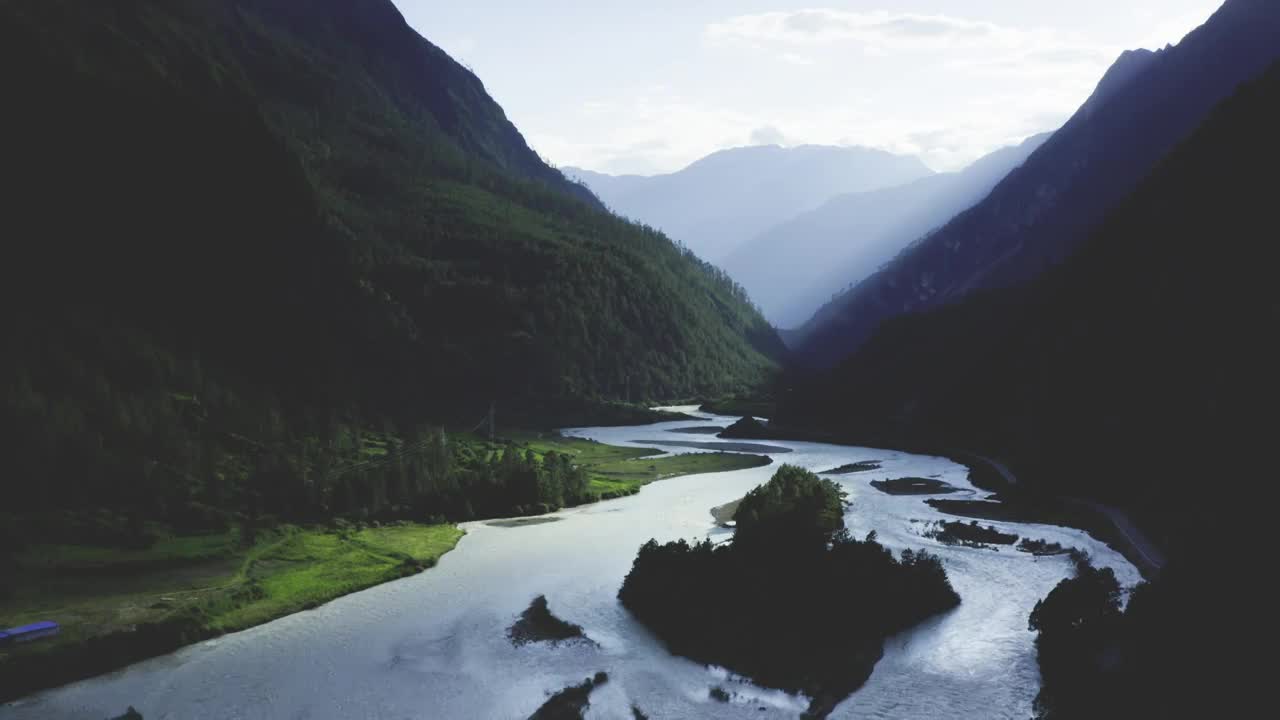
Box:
[0,621,60,645]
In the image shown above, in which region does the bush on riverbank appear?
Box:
[1031,540,1251,719]
[618,465,960,718]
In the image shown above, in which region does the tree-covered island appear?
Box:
[618,465,961,718]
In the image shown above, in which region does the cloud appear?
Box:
[779,52,815,66]
[694,6,1116,171]
[749,125,788,146]
[949,44,1119,80]
[707,9,1029,52]
[530,82,1075,176]
[530,9,1125,176]
[705,8,1120,75]
[528,89,765,175]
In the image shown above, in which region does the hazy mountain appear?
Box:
[1,0,782,518]
[780,55,1280,541]
[562,166,649,204]
[792,0,1280,366]
[723,134,1051,328]
[566,145,933,261]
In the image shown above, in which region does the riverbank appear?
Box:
[0,523,463,703]
[1,434,768,704]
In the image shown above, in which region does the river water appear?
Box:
[2,408,1140,719]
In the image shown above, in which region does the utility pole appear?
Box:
[488,401,495,442]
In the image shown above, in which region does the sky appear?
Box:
[400,0,1225,175]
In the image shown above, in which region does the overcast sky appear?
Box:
[401,1,1224,175]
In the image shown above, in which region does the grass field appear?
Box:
[0,522,463,692]
[208,523,464,632]
[508,432,772,499]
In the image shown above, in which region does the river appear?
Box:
[1,407,1140,719]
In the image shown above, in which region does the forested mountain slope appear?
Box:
[0,0,781,522]
[793,0,1280,366]
[780,57,1280,542]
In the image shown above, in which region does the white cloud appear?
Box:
[779,52,815,66]
[521,6,1197,176]
[528,90,764,175]
[705,8,1120,81]
[530,81,1074,176]
[707,10,1032,52]
[749,125,789,146]
[673,8,1121,172]
[528,77,1082,175]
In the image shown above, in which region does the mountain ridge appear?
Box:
[567,144,933,261]
[792,0,1280,366]
[723,133,1051,327]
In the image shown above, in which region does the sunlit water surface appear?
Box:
[2,407,1139,719]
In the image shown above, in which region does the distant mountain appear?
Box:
[1,0,782,519]
[724,134,1050,328]
[562,166,649,204]
[566,145,933,262]
[780,55,1280,540]
[792,0,1280,366]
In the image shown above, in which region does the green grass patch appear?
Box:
[511,432,654,465]
[588,450,770,494]
[0,524,463,669]
[505,432,772,501]
[354,524,466,562]
[213,532,393,631]
[209,523,464,633]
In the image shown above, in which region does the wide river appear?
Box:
[2,408,1140,719]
